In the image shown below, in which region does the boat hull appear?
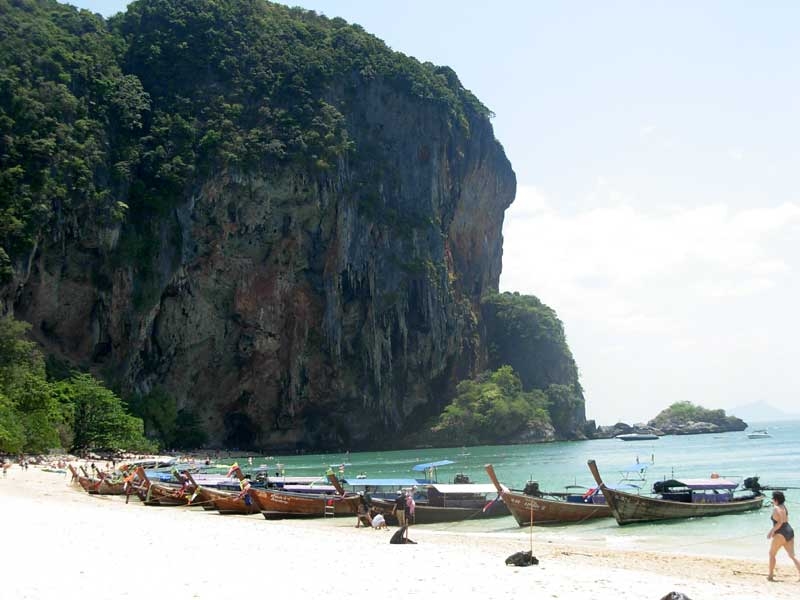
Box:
[484,463,610,525]
[141,482,191,506]
[588,460,765,525]
[94,480,127,495]
[369,497,508,525]
[500,490,611,526]
[248,487,361,518]
[213,493,260,515]
[191,486,233,511]
[601,487,764,524]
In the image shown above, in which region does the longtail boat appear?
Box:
[485,464,611,526]
[184,467,259,515]
[342,460,508,524]
[91,472,128,495]
[247,470,361,518]
[587,459,765,525]
[360,481,508,524]
[134,467,194,506]
[72,465,104,494]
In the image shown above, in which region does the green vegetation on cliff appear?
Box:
[128,388,208,449]
[0,316,153,453]
[432,366,550,445]
[432,365,586,445]
[0,0,136,262]
[480,292,586,437]
[0,1,577,451]
[0,0,491,272]
[649,401,746,432]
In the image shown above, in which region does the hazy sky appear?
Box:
[68,1,800,424]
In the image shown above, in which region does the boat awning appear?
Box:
[675,478,737,490]
[620,462,652,472]
[428,483,500,494]
[412,460,455,471]
[342,478,420,488]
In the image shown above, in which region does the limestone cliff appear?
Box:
[1,1,515,450]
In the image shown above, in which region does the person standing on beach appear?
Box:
[392,490,406,526]
[406,490,416,525]
[767,491,800,581]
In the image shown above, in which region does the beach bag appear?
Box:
[389,526,417,544]
[505,550,538,567]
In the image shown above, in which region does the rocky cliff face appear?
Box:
[6,78,514,450]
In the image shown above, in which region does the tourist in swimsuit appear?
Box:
[767,491,800,581]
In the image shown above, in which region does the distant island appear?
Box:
[729,401,800,423]
[592,401,747,438]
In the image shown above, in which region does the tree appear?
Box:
[0,316,61,452]
[433,366,550,444]
[64,373,153,453]
[0,392,25,453]
[128,388,178,446]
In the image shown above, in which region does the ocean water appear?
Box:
[228,420,799,560]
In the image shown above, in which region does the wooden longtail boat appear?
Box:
[71,465,104,494]
[587,459,765,525]
[343,461,509,524]
[91,473,127,495]
[183,469,260,515]
[134,467,194,506]
[68,464,80,485]
[485,464,611,526]
[368,489,507,525]
[185,480,229,511]
[248,471,361,518]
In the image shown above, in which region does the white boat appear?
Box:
[616,433,660,441]
[747,429,770,439]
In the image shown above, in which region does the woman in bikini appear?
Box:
[767,491,800,581]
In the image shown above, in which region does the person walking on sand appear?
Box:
[767,491,800,581]
[2,461,9,477]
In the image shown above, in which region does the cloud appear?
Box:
[500,185,800,333]
[727,147,745,161]
[640,124,657,137]
[500,184,800,422]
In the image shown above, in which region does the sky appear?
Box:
[67,1,800,424]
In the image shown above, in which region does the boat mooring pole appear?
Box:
[529,502,534,554]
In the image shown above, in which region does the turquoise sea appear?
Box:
[228,420,799,561]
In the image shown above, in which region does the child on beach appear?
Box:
[371,510,387,530]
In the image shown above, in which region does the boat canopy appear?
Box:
[428,483,500,494]
[620,462,652,472]
[342,478,420,488]
[674,478,737,490]
[412,460,455,471]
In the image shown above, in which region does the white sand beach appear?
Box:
[0,465,797,599]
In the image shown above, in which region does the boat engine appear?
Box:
[523,480,542,497]
[743,476,762,494]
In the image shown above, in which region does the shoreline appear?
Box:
[1,465,797,599]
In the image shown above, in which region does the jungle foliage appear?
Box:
[0,0,489,277]
[432,366,552,445]
[127,388,208,450]
[650,401,732,427]
[0,315,153,453]
[482,292,581,393]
